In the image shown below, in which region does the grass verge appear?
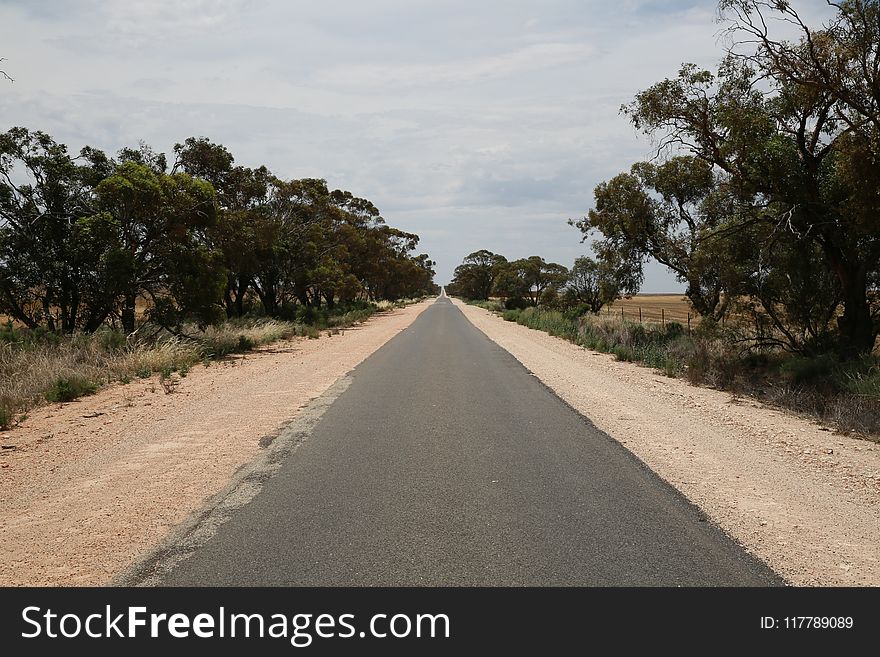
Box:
[0,302,391,430]
[496,306,880,438]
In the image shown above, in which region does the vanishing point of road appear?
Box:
[157,295,780,586]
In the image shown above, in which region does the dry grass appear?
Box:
[500,305,880,437]
[0,312,380,430]
[605,294,695,325]
[0,335,200,429]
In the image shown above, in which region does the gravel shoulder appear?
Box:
[456,299,880,586]
[0,301,431,586]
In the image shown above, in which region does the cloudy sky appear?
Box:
[0,0,830,288]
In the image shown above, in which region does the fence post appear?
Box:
[639,307,642,323]
[621,307,624,322]
[687,313,691,334]
[661,308,665,327]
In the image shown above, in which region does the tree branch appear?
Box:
[0,58,13,83]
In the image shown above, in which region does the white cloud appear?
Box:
[316,42,595,88]
[2,0,827,289]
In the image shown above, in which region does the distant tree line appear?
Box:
[0,129,438,334]
[573,0,880,358]
[446,249,630,313]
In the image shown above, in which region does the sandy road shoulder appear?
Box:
[0,301,433,586]
[455,299,880,586]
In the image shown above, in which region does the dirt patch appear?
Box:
[0,301,431,586]
[456,299,880,586]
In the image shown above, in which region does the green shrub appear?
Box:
[46,376,98,403]
[563,303,593,320]
[664,322,685,338]
[612,345,634,361]
[0,320,22,344]
[0,401,13,430]
[97,329,127,352]
[469,299,504,313]
[504,296,529,310]
[779,354,837,387]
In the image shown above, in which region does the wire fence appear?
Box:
[602,304,697,334]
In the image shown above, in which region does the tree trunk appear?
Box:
[122,292,136,334]
[83,308,112,333]
[235,277,248,317]
[43,298,55,332]
[257,286,278,317]
[837,281,876,358]
[224,275,236,318]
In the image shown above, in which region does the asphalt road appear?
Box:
[159,295,780,586]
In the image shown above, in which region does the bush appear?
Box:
[538,287,560,309]
[296,305,320,325]
[779,354,837,387]
[563,304,593,321]
[504,296,530,310]
[45,376,98,403]
[0,320,22,345]
[840,364,880,397]
[494,303,880,435]
[469,299,504,313]
[612,345,634,361]
[97,329,127,352]
[327,307,375,327]
[0,400,13,430]
[664,322,684,338]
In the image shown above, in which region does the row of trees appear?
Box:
[574,0,879,358]
[446,249,627,313]
[0,129,438,334]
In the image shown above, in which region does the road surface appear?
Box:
[155,296,780,586]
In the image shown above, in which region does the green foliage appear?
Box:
[504,296,529,310]
[448,252,568,306]
[0,401,13,430]
[599,1,880,357]
[446,250,507,300]
[467,299,504,313]
[97,329,126,352]
[612,345,634,362]
[840,365,880,398]
[45,376,98,403]
[0,320,23,345]
[563,303,594,320]
[502,304,879,433]
[563,256,631,314]
[326,306,375,327]
[0,130,436,342]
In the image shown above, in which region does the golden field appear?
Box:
[605,294,695,325]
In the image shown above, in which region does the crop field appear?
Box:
[604,294,695,325]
